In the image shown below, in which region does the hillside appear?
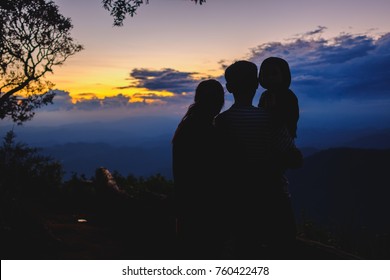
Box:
[287,148,390,258]
[34,127,390,179]
[342,129,390,149]
[5,140,389,259]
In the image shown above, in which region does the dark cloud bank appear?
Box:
[48,30,390,113]
[127,68,200,94]
[249,31,390,100]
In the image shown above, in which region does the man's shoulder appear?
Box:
[214,110,230,127]
[215,106,272,125]
[260,90,271,98]
[218,106,271,115]
[215,108,232,119]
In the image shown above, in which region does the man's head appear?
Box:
[225,61,258,101]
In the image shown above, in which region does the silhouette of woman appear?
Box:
[172,79,224,259]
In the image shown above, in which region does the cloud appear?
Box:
[47,68,203,111]
[249,30,390,100]
[43,90,74,111]
[110,67,217,108]
[31,89,187,126]
[298,25,328,37]
[46,88,194,115]
[47,90,134,111]
[46,29,390,122]
[125,68,202,94]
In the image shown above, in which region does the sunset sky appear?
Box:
[3,0,390,139]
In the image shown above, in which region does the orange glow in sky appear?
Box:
[50,0,390,103]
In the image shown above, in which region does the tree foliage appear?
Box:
[102,0,206,26]
[0,130,63,198]
[0,0,83,124]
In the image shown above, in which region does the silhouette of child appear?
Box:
[258,58,301,250]
[258,57,299,139]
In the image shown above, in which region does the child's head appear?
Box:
[259,57,291,90]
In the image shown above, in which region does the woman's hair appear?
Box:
[172,79,224,143]
[182,79,224,121]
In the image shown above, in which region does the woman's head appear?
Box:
[172,79,224,144]
[193,79,225,117]
[259,57,291,90]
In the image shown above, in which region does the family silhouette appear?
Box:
[172,58,303,259]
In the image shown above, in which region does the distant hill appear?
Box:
[300,147,320,157]
[287,148,390,258]
[293,127,390,149]
[42,134,389,181]
[1,116,177,147]
[43,142,172,179]
[342,129,390,149]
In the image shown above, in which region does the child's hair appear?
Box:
[259,57,291,90]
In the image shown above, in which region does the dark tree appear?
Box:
[102,0,206,26]
[0,0,83,124]
[0,130,63,198]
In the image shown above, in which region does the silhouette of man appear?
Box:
[214,60,302,258]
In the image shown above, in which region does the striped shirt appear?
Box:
[214,104,294,164]
[214,104,298,213]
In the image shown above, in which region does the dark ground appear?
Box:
[1,204,359,260]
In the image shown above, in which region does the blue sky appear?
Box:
[2,0,390,147]
[30,28,390,131]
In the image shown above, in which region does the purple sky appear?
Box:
[3,0,390,143]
